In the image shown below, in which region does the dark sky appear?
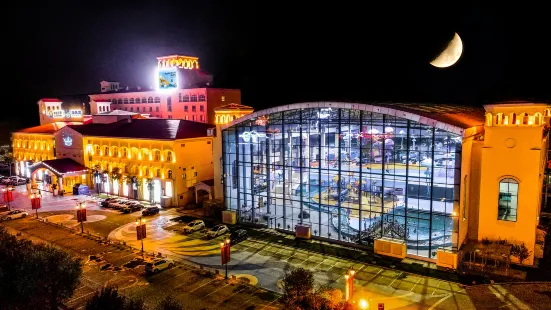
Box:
[3,1,550,136]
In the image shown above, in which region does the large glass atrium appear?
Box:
[222,107,461,259]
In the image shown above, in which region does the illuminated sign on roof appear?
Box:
[157,55,199,70]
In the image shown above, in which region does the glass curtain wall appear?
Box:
[222,108,461,259]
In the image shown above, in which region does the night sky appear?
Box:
[3,2,549,141]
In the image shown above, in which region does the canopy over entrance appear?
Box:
[29,158,88,178]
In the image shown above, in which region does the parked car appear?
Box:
[145,258,174,273]
[121,204,144,213]
[206,224,229,238]
[229,229,248,245]
[182,219,205,233]
[1,210,28,220]
[142,206,160,216]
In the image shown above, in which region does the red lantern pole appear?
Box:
[3,186,14,210]
[30,193,42,219]
[220,238,231,279]
[76,202,86,233]
[136,218,146,258]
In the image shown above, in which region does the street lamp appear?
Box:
[2,186,14,210]
[358,299,369,310]
[220,237,231,279]
[345,267,355,302]
[75,202,87,233]
[136,218,147,258]
[30,192,42,219]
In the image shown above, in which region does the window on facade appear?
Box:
[198,94,205,101]
[498,178,518,222]
[135,98,140,103]
[185,115,188,120]
[156,106,159,112]
[167,97,172,112]
[136,107,140,112]
[184,106,188,112]
[130,107,133,112]
[95,145,100,154]
[192,115,196,121]
[183,95,190,102]
[192,106,196,112]
[221,95,225,102]
[156,169,161,177]
[191,95,197,102]
[155,150,160,161]
[118,99,123,104]
[147,97,153,103]
[168,115,172,119]
[200,105,204,112]
[145,168,149,176]
[149,107,152,112]
[167,151,172,162]
[522,113,529,125]
[129,98,134,104]
[511,113,517,125]
[154,97,160,103]
[200,115,204,121]
[113,147,119,157]
[123,98,129,104]
[141,97,147,103]
[104,146,109,156]
[167,170,173,179]
[124,165,129,173]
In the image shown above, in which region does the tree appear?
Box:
[0,151,15,176]
[0,226,82,310]
[281,268,314,309]
[86,286,145,310]
[154,296,185,310]
[511,243,532,265]
[111,167,123,196]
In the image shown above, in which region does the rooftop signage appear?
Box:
[157,55,199,70]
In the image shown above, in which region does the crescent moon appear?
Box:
[430,32,463,68]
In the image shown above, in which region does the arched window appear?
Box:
[182,95,190,102]
[104,146,109,156]
[521,113,529,125]
[129,98,134,104]
[167,151,173,162]
[135,98,139,104]
[167,169,173,179]
[142,97,147,103]
[534,113,542,125]
[154,97,160,103]
[113,147,119,157]
[154,150,161,161]
[147,97,153,103]
[123,98,129,104]
[156,169,161,177]
[124,165,129,173]
[498,178,518,222]
[117,99,123,104]
[494,113,503,125]
[145,167,149,176]
[511,113,517,125]
[191,95,198,102]
[544,109,551,117]
[95,145,100,154]
[122,148,127,157]
[198,94,205,101]
[167,97,172,112]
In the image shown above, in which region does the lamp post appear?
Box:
[220,237,231,279]
[345,267,355,302]
[399,130,405,149]
[75,202,87,233]
[136,218,146,258]
[2,186,14,210]
[30,192,42,219]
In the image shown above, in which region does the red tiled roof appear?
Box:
[15,122,82,134]
[67,119,214,140]
[40,98,62,102]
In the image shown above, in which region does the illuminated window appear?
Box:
[113,147,119,157]
[185,115,188,120]
[192,106,196,112]
[104,146,109,156]
[511,113,517,125]
[124,165,129,173]
[498,178,518,222]
[147,97,153,103]
[534,113,542,125]
[154,97,160,103]
[129,98,134,104]
[522,113,529,125]
[167,151,172,162]
[183,95,190,102]
[200,105,204,112]
[145,168,149,176]
[123,98,129,104]
[156,169,161,177]
[142,97,147,103]
[166,180,172,196]
[122,148,127,157]
[167,97,172,112]
[95,145,100,154]
[191,95,197,102]
[155,150,160,161]
[198,94,205,101]
[545,109,551,117]
[184,106,188,112]
[221,96,225,102]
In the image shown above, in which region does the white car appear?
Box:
[206,224,229,238]
[1,210,28,220]
[182,220,205,233]
[145,258,174,273]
